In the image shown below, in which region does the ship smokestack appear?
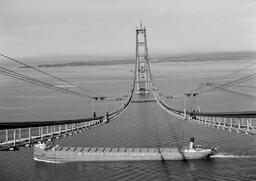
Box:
[189,137,195,149]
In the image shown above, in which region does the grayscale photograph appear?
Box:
[0,0,256,180]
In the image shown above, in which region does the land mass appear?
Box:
[20,51,256,68]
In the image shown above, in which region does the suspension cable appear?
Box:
[0,66,92,98]
[215,61,256,82]
[0,53,103,97]
[188,61,256,94]
[201,73,256,94]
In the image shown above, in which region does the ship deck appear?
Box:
[53,146,180,153]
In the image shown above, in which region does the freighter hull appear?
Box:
[34,146,216,163]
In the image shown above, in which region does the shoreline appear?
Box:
[17,51,256,68]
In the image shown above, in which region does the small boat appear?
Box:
[34,137,217,163]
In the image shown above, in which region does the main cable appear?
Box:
[201,73,256,94]
[0,53,103,97]
[188,61,256,94]
[0,66,92,98]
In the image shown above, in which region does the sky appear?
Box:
[0,0,256,58]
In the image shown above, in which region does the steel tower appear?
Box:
[135,22,150,95]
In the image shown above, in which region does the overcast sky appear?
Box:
[1,0,256,57]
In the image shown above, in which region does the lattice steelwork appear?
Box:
[135,22,150,95]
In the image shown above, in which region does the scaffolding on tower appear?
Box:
[135,22,150,95]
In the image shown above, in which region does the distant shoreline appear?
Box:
[20,51,256,68]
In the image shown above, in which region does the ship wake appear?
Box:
[34,157,63,164]
[211,152,256,159]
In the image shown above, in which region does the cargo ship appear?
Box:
[34,137,217,163]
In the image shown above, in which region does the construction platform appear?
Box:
[131,99,156,103]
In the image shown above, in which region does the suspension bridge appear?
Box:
[0,23,255,151]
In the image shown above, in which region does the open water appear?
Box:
[0,59,256,181]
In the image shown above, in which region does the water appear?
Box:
[1,102,256,181]
[0,59,256,180]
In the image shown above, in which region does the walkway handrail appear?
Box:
[156,93,256,118]
[158,97,256,117]
[188,111,256,118]
[0,116,103,130]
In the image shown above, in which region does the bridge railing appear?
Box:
[185,110,256,134]
[152,89,256,135]
[0,119,104,150]
[0,85,135,151]
[0,101,129,151]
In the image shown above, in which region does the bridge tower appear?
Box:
[135,22,150,95]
